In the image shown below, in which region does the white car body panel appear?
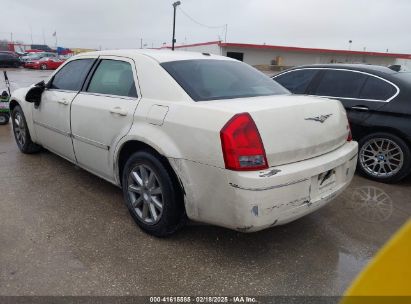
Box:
[70,56,141,180]
[32,89,77,162]
[10,49,358,232]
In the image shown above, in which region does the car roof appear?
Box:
[75,49,235,63]
[284,63,398,77]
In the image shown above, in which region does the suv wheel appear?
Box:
[11,105,42,153]
[122,151,185,237]
[358,132,411,183]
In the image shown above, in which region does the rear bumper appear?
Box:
[171,141,358,232]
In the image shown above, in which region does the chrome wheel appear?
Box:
[40,64,47,70]
[127,164,163,225]
[360,138,404,177]
[13,112,26,147]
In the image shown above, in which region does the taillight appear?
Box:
[347,123,352,142]
[220,113,268,171]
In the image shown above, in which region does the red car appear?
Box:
[24,57,65,70]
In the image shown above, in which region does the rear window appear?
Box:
[161,59,288,101]
[359,76,396,100]
[394,72,411,85]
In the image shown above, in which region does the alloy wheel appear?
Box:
[127,164,163,225]
[13,112,26,147]
[359,138,404,177]
[0,115,6,124]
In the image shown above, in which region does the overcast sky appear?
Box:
[1,0,410,53]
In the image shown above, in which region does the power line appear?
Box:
[178,7,226,29]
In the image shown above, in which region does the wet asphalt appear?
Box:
[0,68,410,296]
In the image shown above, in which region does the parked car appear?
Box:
[0,53,22,68]
[9,50,357,236]
[273,64,411,183]
[21,52,56,63]
[0,51,19,58]
[24,57,65,70]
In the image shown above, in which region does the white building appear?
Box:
[163,41,411,70]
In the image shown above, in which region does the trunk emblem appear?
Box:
[305,114,332,123]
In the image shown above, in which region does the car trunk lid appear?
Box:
[199,94,349,167]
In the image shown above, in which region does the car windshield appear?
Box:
[28,54,42,59]
[161,59,289,101]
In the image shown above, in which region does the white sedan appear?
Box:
[9,50,358,236]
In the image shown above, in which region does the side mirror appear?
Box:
[25,81,46,105]
[1,91,9,98]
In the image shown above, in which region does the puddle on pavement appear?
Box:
[344,185,393,223]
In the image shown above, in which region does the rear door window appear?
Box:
[274,69,318,94]
[359,76,396,100]
[315,70,367,98]
[51,59,94,91]
[87,60,137,98]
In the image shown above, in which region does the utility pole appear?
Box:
[140,38,143,49]
[10,32,13,43]
[224,24,228,43]
[30,26,34,44]
[172,1,181,51]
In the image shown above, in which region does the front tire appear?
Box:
[122,151,185,237]
[11,105,42,154]
[40,64,47,70]
[358,132,411,183]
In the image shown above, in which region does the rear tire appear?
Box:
[357,132,411,183]
[11,105,42,154]
[122,150,185,237]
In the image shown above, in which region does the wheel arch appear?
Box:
[115,139,186,198]
[356,125,411,149]
[9,99,20,112]
[9,97,38,143]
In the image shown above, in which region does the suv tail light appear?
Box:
[347,123,353,142]
[220,113,268,171]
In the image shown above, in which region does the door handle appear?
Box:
[57,98,69,105]
[351,105,369,111]
[109,107,127,116]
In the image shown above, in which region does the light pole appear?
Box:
[348,40,352,51]
[172,1,181,51]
